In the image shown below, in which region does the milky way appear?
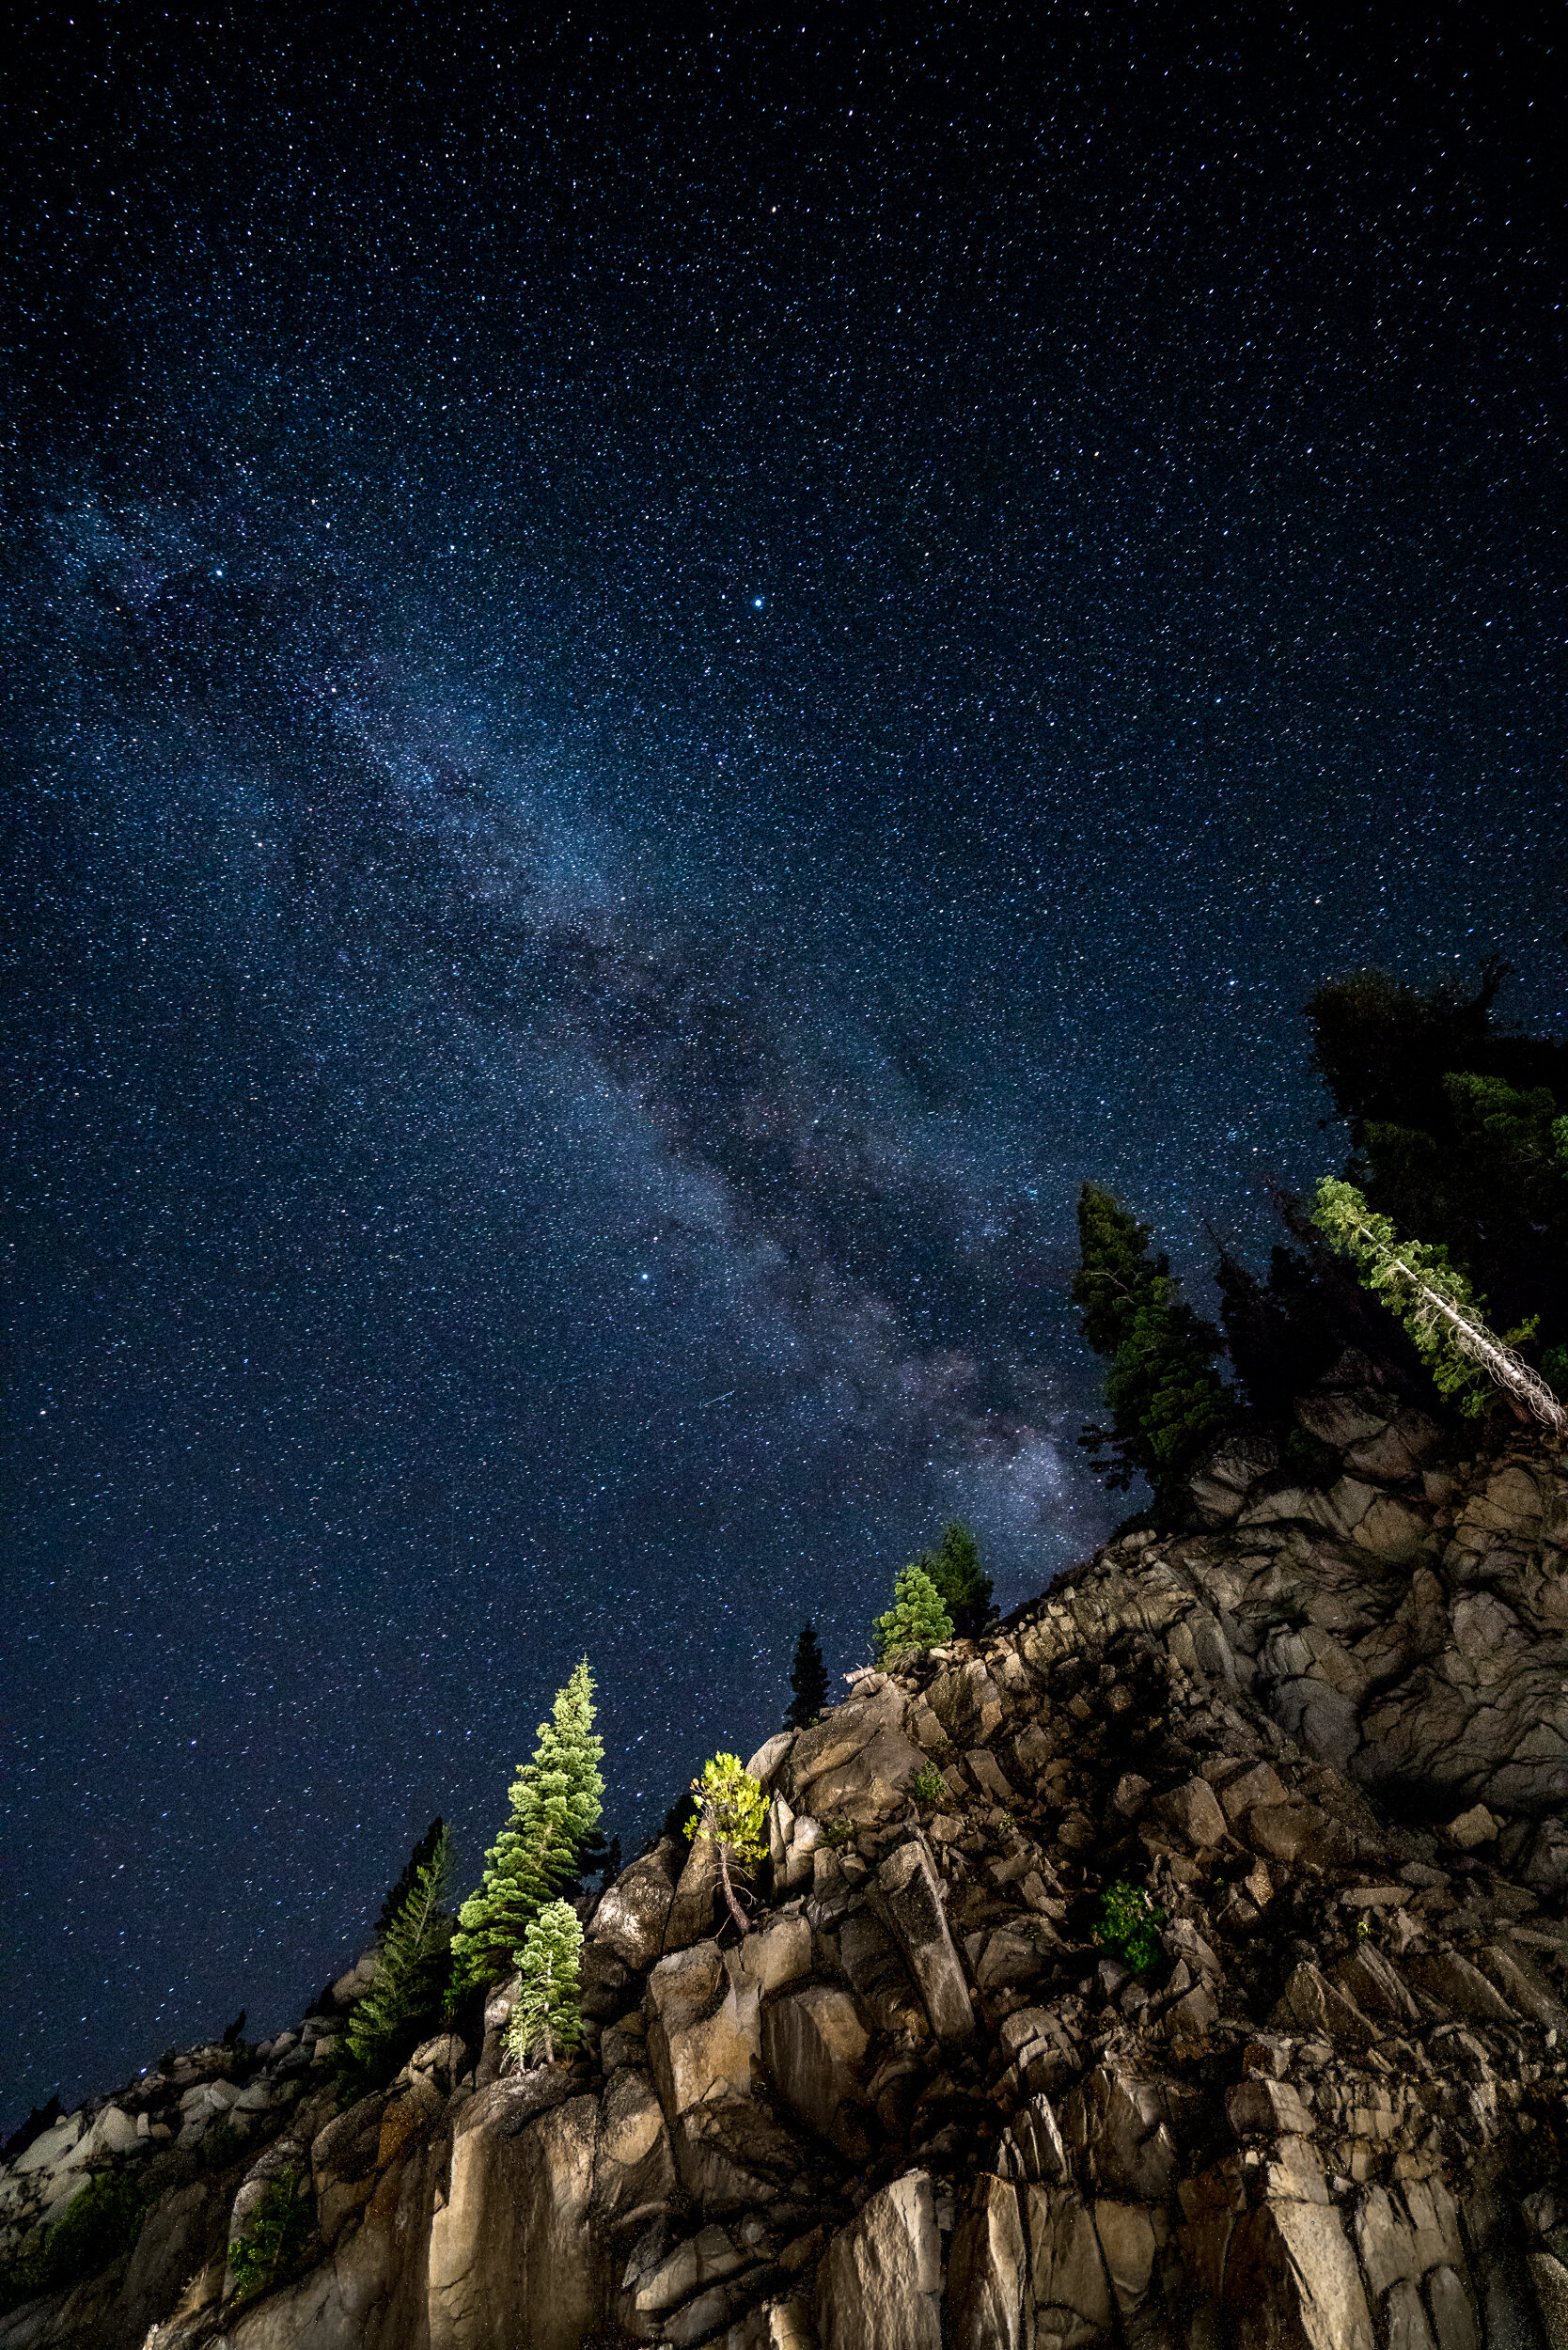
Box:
[5,8,1561,2118]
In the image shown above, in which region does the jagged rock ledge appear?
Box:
[5,1369,1567,2349]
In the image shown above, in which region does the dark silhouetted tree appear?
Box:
[1073,1184,1233,1516]
[786,1622,830,1728]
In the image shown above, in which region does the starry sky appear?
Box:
[5,3,1562,2122]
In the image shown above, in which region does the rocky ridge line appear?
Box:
[4,1360,1567,2350]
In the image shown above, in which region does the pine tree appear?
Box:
[1311,1178,1566,1433]
[871,1562,953,1665]
[1073,1184,1233,1514]
[920,1522,992,1637]
[504,1900,584,2068]
[686,1753,768,1936]
[786,1622,830,1729]
[347,1824,454,2076]
[449,1659,605,1996]
[374,1818,446,1946]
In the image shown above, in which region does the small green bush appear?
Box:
[0,2170,157,2309]
[1093,1879,1167,1978]
[201,2116,247,2171]
[820,1818,858,1850]
[910,1764,949,1809]
[229,2170,313,2304]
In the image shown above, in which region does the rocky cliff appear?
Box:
[6,1356,1568,2350]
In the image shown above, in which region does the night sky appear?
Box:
[5,4,1562,2123]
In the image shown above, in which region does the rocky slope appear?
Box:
[5,1355,1568,2350]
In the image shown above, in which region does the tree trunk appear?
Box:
[717,1842,749,1936]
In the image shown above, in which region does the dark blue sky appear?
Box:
[5,3,1562,2121]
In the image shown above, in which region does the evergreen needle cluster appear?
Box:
[871,1562,953,1664]
[346,1824,455,2075]
[504,1900,585,2068]
[1311,1177,1567,1433]
[450,1658,605,1997]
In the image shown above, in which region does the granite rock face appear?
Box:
[4,1386,1566,2350]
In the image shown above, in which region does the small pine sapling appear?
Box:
[786,1621,831,1729]
[921,1522,993,1637]
[504,1900,585,2068]
[686,1753,768,1935]
[871,1562,953,1665]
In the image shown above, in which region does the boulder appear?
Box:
[877,1840,975,2044]
[594,1844,679,1971]
[1270,1962,1377,2049]
[746,1732,796,1790]
[783,1683,927,1825]
[1225,2199,1375,2350]
[427,2087,601,2350]
[761,1985,870,2155]
[1061,2064,1178,2201]
[1226,2077,1314,2138]
[739,1914,813,1998]
[666,1834,722,1952]
[817,2170,943,2350]
[1024,2185,1115,2343]
[1153,1774,1230,1851]
[948,2173,1029,2350]
[1093,2198,1159,2315]
[1402,1950,1516,2024]
[645,1942,761,2119]
[592,2064,677,2239]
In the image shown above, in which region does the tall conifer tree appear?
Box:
[786,1622,830,1729]
[449,1658,605,1996]
[347,1824,454,2076]
[1073,1184,1233,1516]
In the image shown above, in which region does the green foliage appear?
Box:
[910,1762,950,1809]
[1308,965,1568,1377]
[786,1621,831,1730]
[820,1817,858,1849]
[0,2171,159,2308]
[200,2117,246,2171]
[1093,1880,1167,1978]
[450,1658,604,1996]
[905,1521,993,1638]
[1073,1185,1234,1512]
[688,1752,769,1934]
[348,1823,455,2076]
[229,2170,314,2304]
[374,1817,446,1945]
[1311,1177,1552,1420]
[504,1900,585,2067]
[871,1562,953,1664]
[686,1754,768,1869]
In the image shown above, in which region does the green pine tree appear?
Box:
[1311,1178,1566,1433]
[871,1561,953,1666]
[504,1900,585,2068]
[786,1622,830,1729]
[920,1522,992,1637]
[449,1659,605,1997]
[374,1817,446,1946]
[687,1753,769,1936]
[346,1824,454,2076]
[1072,1184,1234,1516]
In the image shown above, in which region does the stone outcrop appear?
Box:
[3,1385,1566,2349]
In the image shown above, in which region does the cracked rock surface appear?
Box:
[5,1369,1566,2350]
